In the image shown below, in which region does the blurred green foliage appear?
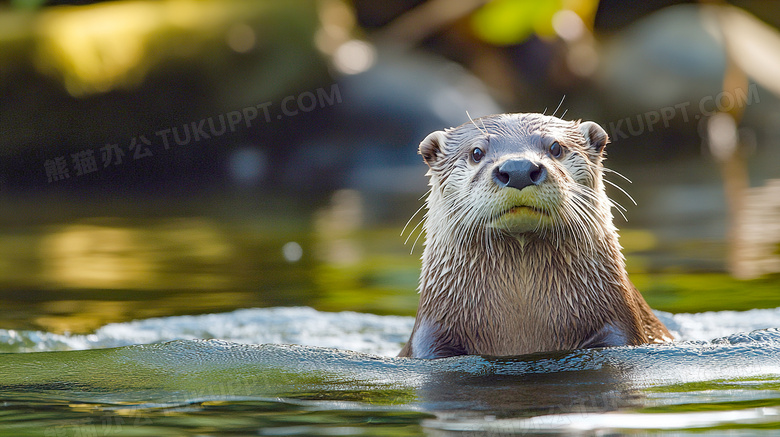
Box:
[471,0,598,45]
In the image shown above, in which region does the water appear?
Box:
[1,306,779,435]
[0,185,778,435]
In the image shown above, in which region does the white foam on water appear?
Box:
[1,306,778,355]
[0,307,414,356]
[660,306,780,341]
[425,407,780,433]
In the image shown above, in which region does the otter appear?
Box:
[399,113,672,359]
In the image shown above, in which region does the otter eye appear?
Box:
[548,141,563,158]
[471,147,485,163]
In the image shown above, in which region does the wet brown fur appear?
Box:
[400,113,671,358]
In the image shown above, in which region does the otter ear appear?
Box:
[579,121,609,155]
[418,130,447,167]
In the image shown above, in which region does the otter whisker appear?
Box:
[405,213,426,246]
[551,215,563,250]
[603,196,629,222]
[564,188,605,250]
[603,195,629,222]
[458,193,507,254]
[403,190,435,254]
[481,210,497,255]
[570,170,631,222]
[445,195,482,249]
[569,184,605,217]
[608,199,627,212]
[581,158,625,183]
[553,194,583,249]
[603,167,633,184]
[610,203,629,222]
[488,208,507,248]
[467,202,490,247]
[472,201,492,246]
[410,217,427,254]
[466,111,489,137]
[552,95,566,118]
[576,200,611,237]
[560,200,595,253]
[550,199,570,239]
[402,200,429,238]
[604,179,637,206]
[580,161,636,212]
[555,207,577,251]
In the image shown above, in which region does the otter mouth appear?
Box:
[488,204,550,230]
[499,205,548,218]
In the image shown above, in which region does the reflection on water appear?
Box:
[733,179,780,279]
[41,218,232,290]
[0,210,317,333]
[314,189,364,265]
[0,193,425,334]
[707,109,780,279]
[312,190,421,314]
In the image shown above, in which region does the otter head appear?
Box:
[419,113,611,247]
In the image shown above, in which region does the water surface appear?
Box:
[0,185,779,435]
[1,306,779,435]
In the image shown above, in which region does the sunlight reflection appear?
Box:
[315,189,364,265]
[42,224,155,289]
[40,218,233,289]
[734,180,780,279]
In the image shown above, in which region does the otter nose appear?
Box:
[494,159,547,191]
